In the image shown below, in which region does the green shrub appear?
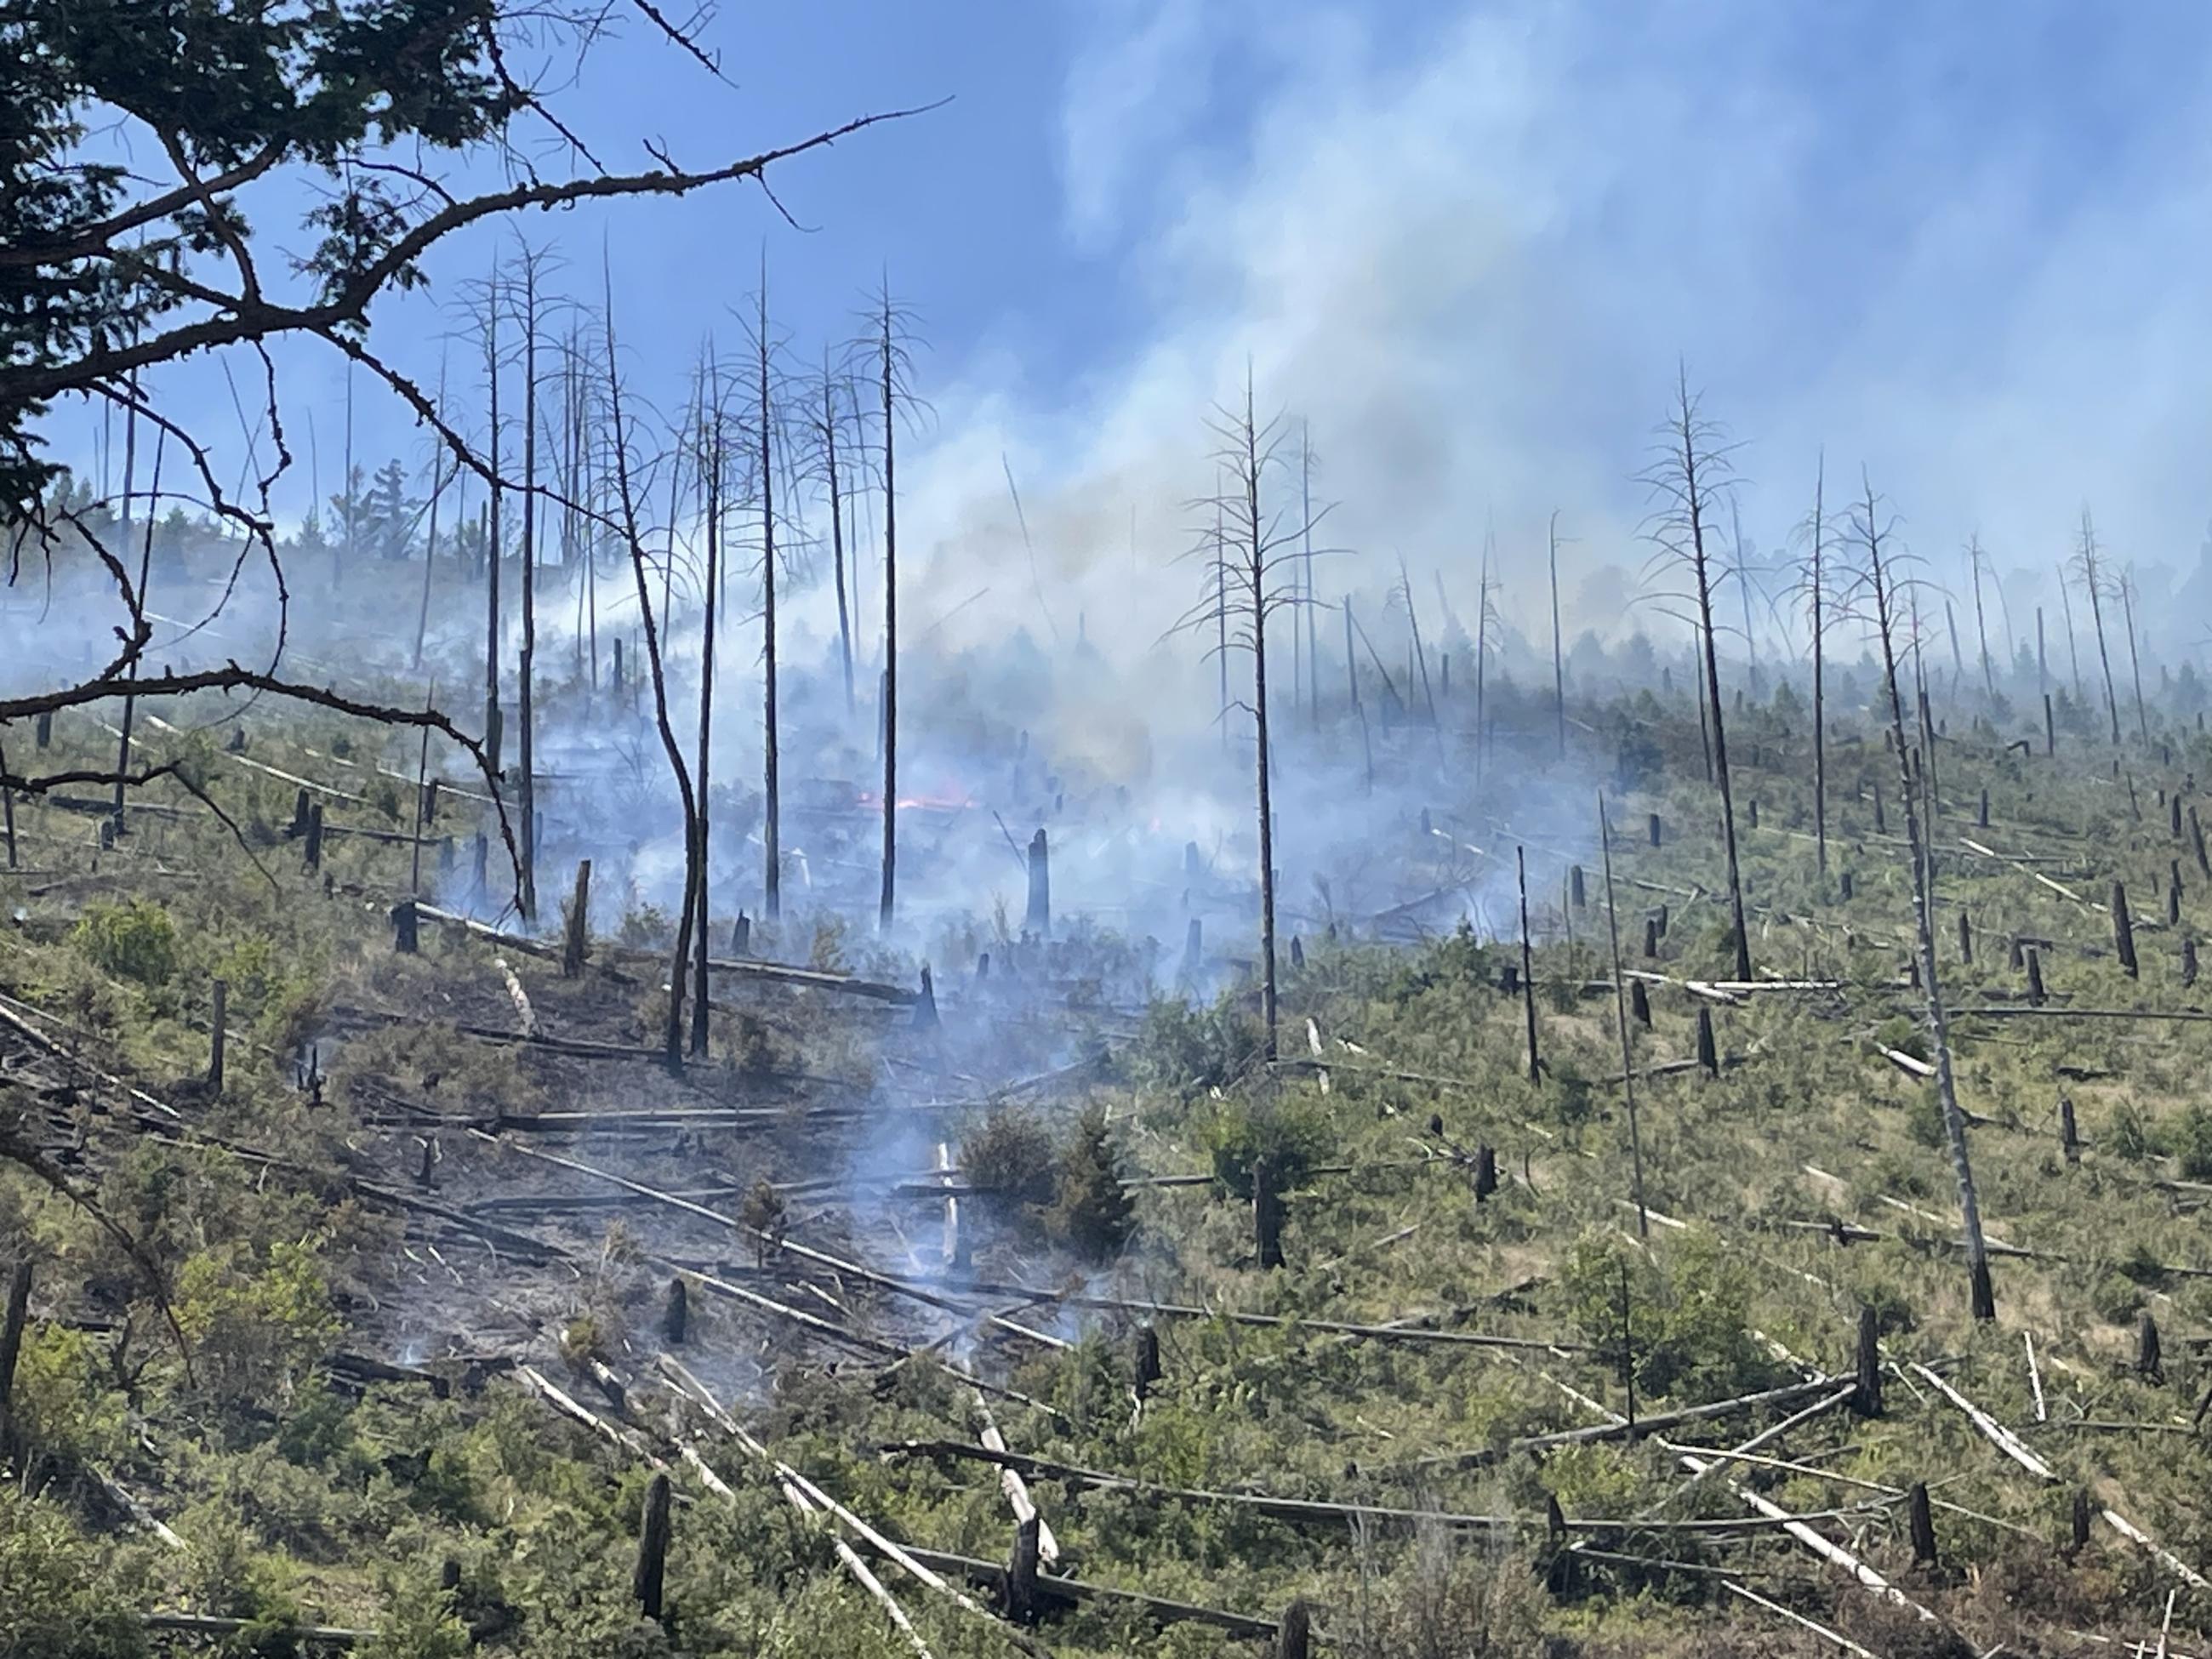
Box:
[174,1237,340,1407]
[2173,1103,2212,1180]
[1906,1082,1947,1148]
[1382,921,1493,1000]
[1046,1106,1136,1262]
[1126,996,1256,1097]
[2110,1099,2162,1164]
[0,1489,149,1659]
[1560,1226,1777,1405]
[959,1109,1058,1204]
[71,898,180,986]
[1193,1092,1332,1200]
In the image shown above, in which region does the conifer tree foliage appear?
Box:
[1049,1106,1136,1263]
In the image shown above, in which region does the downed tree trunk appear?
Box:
[1409,1374,1845,1472]
[976,1393,1060,1565]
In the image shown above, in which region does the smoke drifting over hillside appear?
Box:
[17,0,2212,980]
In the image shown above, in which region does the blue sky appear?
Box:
[61,0,2212,664]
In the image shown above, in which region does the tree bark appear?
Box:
[1810,454,1827,879]
[483,265,503,775]
[2078,511,2121,745]
[878,294,898,930]
[824,351,854,716]
[516,259,539,921]
[1863,478,1996,1320]
[759,265,781,922]
[1599,796,1648,1236]
[1666,373,1751,980]
[601,272,698,1064]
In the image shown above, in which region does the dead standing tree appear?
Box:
[1549,510,1571,761]
[510,235,563,922]
[1968,533,1998,710]
[689,343,731,1058]
[858,281,925,930]
[746,254,791,922]
[1789,449,1832,880]
[1850,474,1997,1320]
[1639,368,1752,981]
[1472,521,1501,789]
[2072,508,2123,747]
[464,259,508,778]
[601,265,699,1066]
[802,344,860,716]
[2119,564,2150,745]
[1,3,924,854]
[1174,369,1322,1065]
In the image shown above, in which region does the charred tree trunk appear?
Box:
[1302,424,1320,730]
[1810,453,1828,880]
[1517,847,1541,1085]
[2078,512,2122,746]
[1861,477,1996,1321]
[1970,535,1997,707]
[413,357,448,673]
[111,426,162,836]
[2120,570,2150,745]
[1252,1154,1284,1270]
[824,351,855,716]
[1548,511,1568,758]
[1850,1305,1883,1417]
[1237,386,1281,1065]
[1599,795,1649,1235]
[483,267,504,776]
[691,356,721,1058]
[0,1258,29,1465]
[1662,373,1752,981]
[602,272,698,1065]
[633,1471,671,1623]
[878,294,899,931]
[563,860,591,978]
[1025,829,1051,938]
[759,262,781,922]
[516,259,541,922]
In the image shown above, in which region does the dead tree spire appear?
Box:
[1598,795,1649,1235]
[1550,509,1569,760]
[601,252,698,1064]
[1175,365,1314,1065]
[2073,508,2123,745]
[1804,449,1828,880]
[758,249,782,921]
[690,343,722,1057]
[1641,366,1752,980]
[1856,471,1995,1320]
[1968,533,1997,709]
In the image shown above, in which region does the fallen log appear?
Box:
[1910,1361,2209,1589]
[676,1442,935,1659]
[660,1359,1053,1659]
[974,1392,1060,1566]
[881,1441,1879,1537]
[515,1364,667,1470]
[1407,1374,1845,1472]
[1958,1006,2212,1024]
[942,1284,1576,1352]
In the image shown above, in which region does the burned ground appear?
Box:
[8,670,2212,1659]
